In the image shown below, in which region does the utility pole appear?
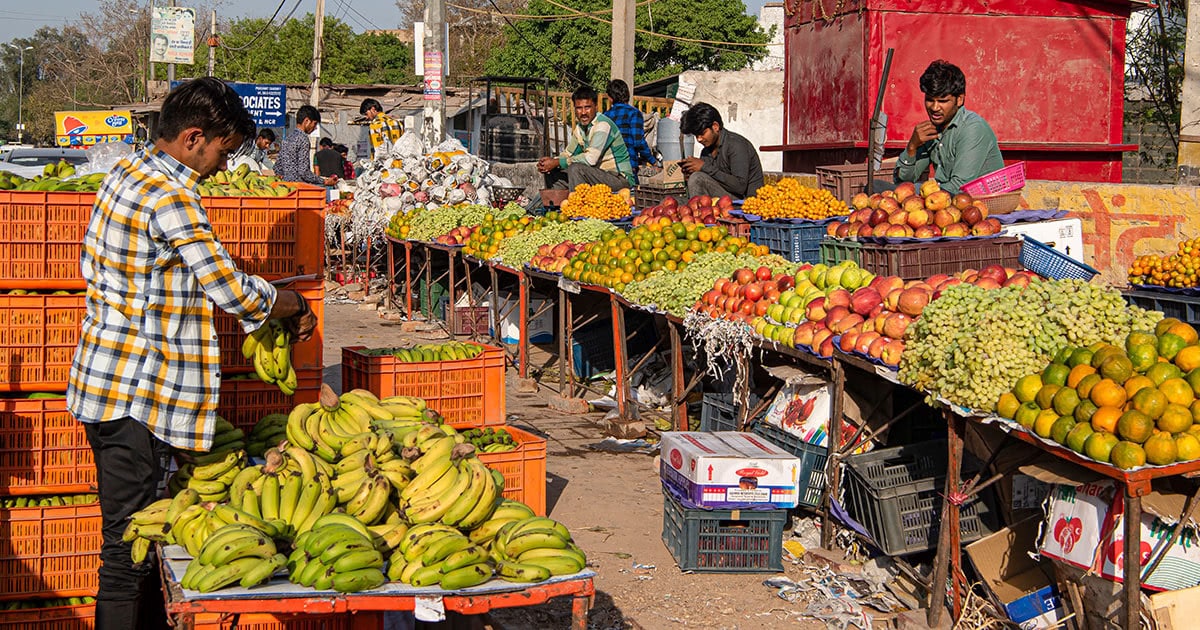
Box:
[167,0,176,83]
[611,0,635,89]
[421,0,446,149]
[207,10,216,77]
[1179,1,1200,183]
[310,0,325,107]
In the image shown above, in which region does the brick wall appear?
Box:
[1123,100,1178,184]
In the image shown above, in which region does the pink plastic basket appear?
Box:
[961,162,1026,196]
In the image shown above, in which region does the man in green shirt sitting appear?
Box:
[894,60,1004,195]
[538,85,636,191]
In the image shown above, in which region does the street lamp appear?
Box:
[7,44,32,145]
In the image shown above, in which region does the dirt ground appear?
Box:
[321,301,834,630]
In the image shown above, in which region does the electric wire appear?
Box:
[223,0,298,52]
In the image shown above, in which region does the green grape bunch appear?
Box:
[497,219,616,267]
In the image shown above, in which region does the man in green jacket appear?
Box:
[894,60,1004,195]
[538,85,636,191]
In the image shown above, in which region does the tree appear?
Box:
[1125,4,1185,174]
[483,0,770,89]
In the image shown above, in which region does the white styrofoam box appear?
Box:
[488,291,554,345]
[1001,218,1084,263]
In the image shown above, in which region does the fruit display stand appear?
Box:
[160,558,596,630]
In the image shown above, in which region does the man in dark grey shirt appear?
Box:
[679,102,764,200]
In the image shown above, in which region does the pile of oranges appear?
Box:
[561,218,767,291]
[462,213,555,259]
[742,178,848,220]
[560,183,631,220]
[1128,238,1200,288]
[995,317,1200,469]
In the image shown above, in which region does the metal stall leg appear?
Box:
[518,274,529,378]
[611,296,629,421]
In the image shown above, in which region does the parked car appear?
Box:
[2,148,90,168]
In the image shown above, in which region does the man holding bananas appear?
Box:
[66,78,317,629]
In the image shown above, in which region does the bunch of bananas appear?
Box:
[227,446,338,539]
[0,161,106,191]
[388,525,494,589]
[242,320,298,395]
[179,523,286,592]
[489,516,586,581]
[0,597,96,610]
[397,425,504,529]
[288,517,389,592]
[167,417,248,501]
[197,164,296,197]
[0,494,98,507]
[461,427,518,453]
[245,413,289,457]
[124,489,282,563]
[393,342,485,363]
[285,385,394,462]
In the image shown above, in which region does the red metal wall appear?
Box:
[777,0,1133,181]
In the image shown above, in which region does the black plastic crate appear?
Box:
[749,221,827,263]
[842,440,997,555]
[1124,289,1200,326]
[634,184,686,210]
[571,312,658,379]
[661,492,788,572]
[699,392,762,432]
[750,422,828,509]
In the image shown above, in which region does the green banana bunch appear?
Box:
[388,341,486,363]
[168,417,248,503]
[179,523,285,593]
[1,165,105,191]
[487,515,585,582]
[466,499,537,546]
[242,319,298,395]
[237,446,336,539]
[0,494,98,507]
[246,413,288,457]
[285,385,401,463]
[389,527,494,589]
[0,597,96,610]
[288,517,387,592]
[461,427,519,453]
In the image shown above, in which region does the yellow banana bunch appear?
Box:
[242,320,298,395]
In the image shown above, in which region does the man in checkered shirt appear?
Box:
[66,78,316,628]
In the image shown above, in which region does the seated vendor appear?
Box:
[679,103,764,200]
[894,60,1004,195]
[538,86,636,191]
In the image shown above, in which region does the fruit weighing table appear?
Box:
[160,549,597,630]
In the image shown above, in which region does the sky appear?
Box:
[0,0,769,46]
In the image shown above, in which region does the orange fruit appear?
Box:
[1089,378,1128,408]
[1176,345,1200,372]
[1042,363,1070,387]
[1076,373,1103,400]
[1074,399,1099,424]
[1159,403,1193,433]
[1160,377,1196,406]
[1034,409,1060,438]
[1066,423,1096,453]
[1090,345,1123,369]
[996,392,1020,419]
[1054,347,1077,365]
[1013,374,1043,404]
[1110,441,1147,470]
[1127,330,1159,353]
[1090,405,1123,434]
[1069,348,1095,368]
[1157,317,1182,338]
[1159,333,1188,361]
[1145,432,1179,466]
[1167,321,1199,345]
[1132,387,1168,419]
[1124,375,1155,399]
[1146,362,1183,387]
[1014,401,1041,429]
[1176,433,1200,462]
[1128,343,1159,373]
[1067,364,1096,388]
[1051,416,1078,444]
[1084,431,1120,463]
[1099,355,1134,384]
[1036,384,1062,410]
[1117,409,1155,443]
[1052,387,1081,416]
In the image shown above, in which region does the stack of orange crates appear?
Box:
[0,184,328,626]
[341,343,547,515]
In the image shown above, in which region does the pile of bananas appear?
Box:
[388,525,494,588]
[123,491,282,564]
[197,164,296,197]
[242,320,299,395]
[286,385,403,463]
[245,413,288,457]
[489,515,587,581]
[167,417,247,501]
[0,160,105,191]
[288,516,388,592]
[355,341,486,363]
[461,427,518,453]
[0,597,96,610]
[0,494,98,507]
[560,183,632,220]
[229,445,339,538]
[179,523,286,592]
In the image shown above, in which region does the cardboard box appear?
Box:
[659,431,802,509]
[643,160,686,186]
[966,518,1066,629]
[1038,480,1200,592]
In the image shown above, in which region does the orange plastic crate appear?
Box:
[0,502,101,599]
[340,344,507,428]
[0,191,93,289]
[191,612,380,629]
[204,184,326,279]
[217,370,322,434]
[0,397,95,496]
[0,601,94,629]
[477,426,547,516]
[214,281,324,375]
[0,293,85,392]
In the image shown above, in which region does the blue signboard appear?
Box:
[169,81,286,128]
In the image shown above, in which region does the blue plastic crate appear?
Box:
[571,313,658,379]
[1124,290,1200,326]
[749,221,827,263]
[1020,236,1098,280]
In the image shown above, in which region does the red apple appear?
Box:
[920,179,940,197]
[914,225,940,239]
[869,209,889,226]
[894,181,917,202]
[942,222,970,237]
[839,331,859,352]
[817,336,835,358]
[925,190,952,211]
[887,209,909,226]
[881,339,905,366]
[805,297,827,321]
[979,265,1008,285]
[831,221,847,238]
[826,288,852,309]
[879,198,901,214]
[851,193,871,210]
[885,224,909,238]
[953,193,973,210]
[882,312,912,339]
[855,331,882,354]
[867,336,888,358]
[793,321,818,346]
[897,288,931,317]
[850,287,883,316]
